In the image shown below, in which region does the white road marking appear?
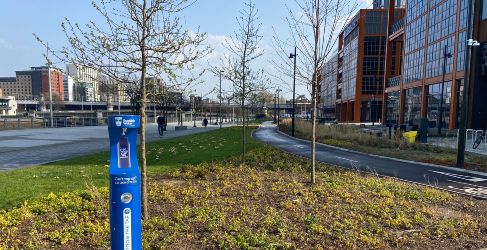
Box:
[446,182,487,197]
[335,156,358,162]
[428,170,487,182]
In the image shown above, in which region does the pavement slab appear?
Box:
[0,121,236,172]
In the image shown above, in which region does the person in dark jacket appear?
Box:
[203,118,208,128]
[157,113,165,138]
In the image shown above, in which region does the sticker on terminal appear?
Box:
[123,208,132,250]
[111,175,139,186]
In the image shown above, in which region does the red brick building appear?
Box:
[41,70,64,101]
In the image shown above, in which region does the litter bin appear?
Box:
[413,118,428,143]
[403,131,417,143]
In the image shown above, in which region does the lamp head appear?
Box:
[289,53,294,59]
[467,39,481,47]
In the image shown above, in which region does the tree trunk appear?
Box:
[311,0,320,184]
[140,0,149,221]
[311,79,317,184]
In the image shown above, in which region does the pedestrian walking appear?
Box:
[203,118,208,128]
[157,113,165,138]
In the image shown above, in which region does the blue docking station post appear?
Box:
[107,115,141,250]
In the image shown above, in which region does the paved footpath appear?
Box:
[253,122,487,200]
[0,121,235,172]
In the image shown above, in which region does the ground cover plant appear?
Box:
[1,146,486,249]
[279,119,487,172]
[0,126,263,211]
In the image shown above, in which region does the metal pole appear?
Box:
[47,42,53,128]
[457,0,475,168]
[278,91,281,127]
[220,70,223,129]
[291,46,297,136]
[82,96,84,111]
[274,95,277,123]
[439,44,447,135]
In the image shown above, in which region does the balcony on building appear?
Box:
[386,75,402,88]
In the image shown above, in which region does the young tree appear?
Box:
[35,0,210,220]
[209,0,270,163]
[271,0,358,183]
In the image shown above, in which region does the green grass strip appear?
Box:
[0,126,263,211]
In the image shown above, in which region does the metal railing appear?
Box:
[387,75,402,88]
[390,18,404,35]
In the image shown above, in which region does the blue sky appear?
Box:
[0,0,369,99]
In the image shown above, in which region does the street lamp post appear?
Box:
[457,37,480,167]
[273,95,277,124]
[81,96,84,111]
[438,44,452,135]
[277,89,282,127]
[289,46,297,136]
[47,43,53,128]
[193,96,197,127]
[220,70,224,129]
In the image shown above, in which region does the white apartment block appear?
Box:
[66,64,99,101]
[62,75,74,102]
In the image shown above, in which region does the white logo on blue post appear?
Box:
[115,117,123,126]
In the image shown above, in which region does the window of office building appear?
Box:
[362,77,379,95]
[406,0,417,22]
[483,0,487,20]
[392,43,397,55]
[417,0,428,16]
[439,36,455,74]
[459,0,469,29]
[405,22,416,54]
[386,91,401,125]
[381,36,386,55]
[363,57,379,75]
[428,6,442,43]
[426,81,452,128]
[365,11,382,34]
[403,87,422,125]
[415,15,427,50]
[382,11,388,34]
[391,57,397,75]
[442,0,457,38]
[426,42,440,78]
[430,0,442,8]
[364,36,381,55]
[403,53,414,83]
[457,31,467,71]
[378,76,384,94]
[379,57,385,75]
[412,49,425,82]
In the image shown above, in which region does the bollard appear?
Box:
[65,118,67,127]
[31,117,34,129]
[4,119,7,130]
[82,118,85,127]
[108,115,141,250]
[18,118,21,130]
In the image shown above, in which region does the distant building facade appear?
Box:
[14,66,64,101]
[63,75,74,102]
[0,96,17,116]
[66,64,99,101]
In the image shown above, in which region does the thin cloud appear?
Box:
[0,39,13,49]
